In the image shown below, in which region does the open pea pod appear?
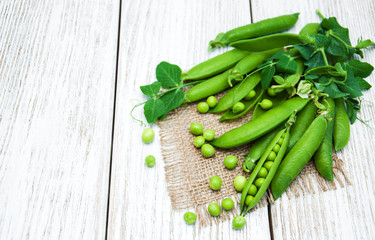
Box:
[219,85,264,122]
[240,112,296,215]
[252,90,289,119]
[210,72,261,113]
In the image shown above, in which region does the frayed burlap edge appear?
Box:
[158,102,351,227]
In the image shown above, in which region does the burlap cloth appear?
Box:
[158,94,351,226]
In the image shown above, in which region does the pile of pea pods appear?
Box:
[148,12,374,229]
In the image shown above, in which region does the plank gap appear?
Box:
[105,0,123,239]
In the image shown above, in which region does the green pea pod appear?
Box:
[228,49,280,85]
[219,85,264,122]
[241,112,296,214]
[211,97,310,149]
[208,13,299,50]
[242,90,287,172]
[271,114,328,200]
[333,98,350,151]
[314,98,335,181]
[230,33,307,52]
[210,72,261,113]
[185,69,232,102]
[252,91,289,119]
[242,125,282,172]
[287,101,317,152]
[182,49,249,80]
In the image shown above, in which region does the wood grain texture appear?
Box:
[108,0,270,239]
[251,0,375,239]
[0,1,119,239]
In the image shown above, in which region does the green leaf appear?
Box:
[144,98,166,123]
[276,55,298,74]
[312,34,331,48]
[305,52,326,71]
[321,17,351,45]
[315,76,349,99]
[261,65,276,89]
[159,89,185,113]
[327,36,348,58]
[345,98,360,124]
[155,61,182,88]
[356,39,375,49]
[356,76,372,90]
[140,81,161,97]
[337,72,362,98]
[273,75,285,85]
[294,44,315,60]
[346,60,374,78]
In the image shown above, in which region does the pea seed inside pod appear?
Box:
[233,102,245,113]
[264,161,273,171]
[273,144,281,153]
[257,167,268,178]
[244,90,256,100]
[248,184,257,196]
[245,195,254,206]
[277,137,284,145]
[254,178,265,188]
[267,151,277,161]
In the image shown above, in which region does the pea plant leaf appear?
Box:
[326,36,349,58]
[276,55,298,74]
[156,61,182,88]
[315,76,349,99]
[356,76,372,90]
[294,44,315,60]
[337,72,362,98]
[305,52,326,71]
[321,17,351,45]
[346,60,374,78]
[261,65,276,89]
[144,98,167,123]
[159,89,185,114]
[345,98,360,124]
[140,81,161,97]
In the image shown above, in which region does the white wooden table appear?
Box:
[1,0,375,239]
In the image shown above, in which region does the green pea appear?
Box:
[209,176,222,190]
[234,175,247,192]
[197,102,209,113]
[254,178,265,188]
[145,155,156,167]
[282,132,286,138]
[248,184,257,196]
[260,99,273,110]
[208,203,221,217]
[222,198,235,211]
[267,151,277,161]
[201,144,215,157]
[224,155,238,169]
[232,216,246,230]
[263,161,273,171]
[142,128,155,143]
[193,136,205,148]
[203,129,215,141]
[190,122,203,135]
[207,96,218,108]
[257,167,268,178]
[183,212,197,225]
[244,90,256,100]
[267,88,277,97]
[277,137,284,145]
[245,195,254,206]
[273,144,281,153]
[233,102,245,113]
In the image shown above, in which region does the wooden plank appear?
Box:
[0,1,119,239]
[250,0,375,239]
[108,0,271,239]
